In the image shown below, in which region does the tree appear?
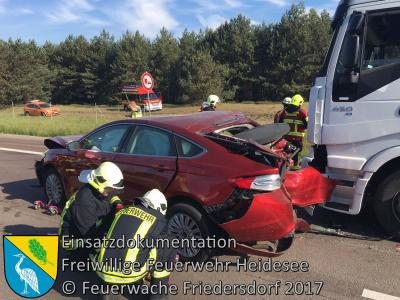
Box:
[150,28,180,103]
[176,31,231,103]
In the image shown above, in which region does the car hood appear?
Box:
[44,135,81,149]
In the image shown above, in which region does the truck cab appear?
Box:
[308,0,400,235]
[122,85,163,112]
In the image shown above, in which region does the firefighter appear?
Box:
[275,94,308,170]
[200,94,220,111]
[95,189,176,300]
[274,97,292,123]
[59,162,124,251]
[130,101,143,118]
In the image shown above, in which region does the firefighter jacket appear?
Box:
[58,184,116,239]
[96,202,174,284]
[276,108,308,143]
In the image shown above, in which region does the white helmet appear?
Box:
[282,97,292,105]
[89,162,124,193]
[207,95,220,105]
[143,189,168,215]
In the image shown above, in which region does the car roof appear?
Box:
[26,101,47,105]
[110,111,253,134]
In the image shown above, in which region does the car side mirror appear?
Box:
[66,141,80,151]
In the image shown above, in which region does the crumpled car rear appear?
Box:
[284,167,336,207]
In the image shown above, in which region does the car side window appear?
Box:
[80,124,130,153]
[175,136,204,158]
[125,125,175,157]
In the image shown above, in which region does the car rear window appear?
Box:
[214,124,254,137]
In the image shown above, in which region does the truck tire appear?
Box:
[374,170,400,238]
[167,203,212,262]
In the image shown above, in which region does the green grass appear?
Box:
[0,102,309,137]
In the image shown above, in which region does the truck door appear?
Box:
[322,9,400,168]
[113,124,178,201]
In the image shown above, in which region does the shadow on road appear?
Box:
[3,224,58,235]
[1,178,43,204]
[297,206,395,241]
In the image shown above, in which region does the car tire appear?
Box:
[24,112,30,116]
[40,112,45,117]
[167,203,213,262]
[43,168,66,208]
[374,170,400,238]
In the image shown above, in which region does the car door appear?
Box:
[62,124,131,195]
[31,104,40,116]
[113,124,178,201]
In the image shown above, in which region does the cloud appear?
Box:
[224,0,243,8]
[0,0,33,16]
[197,14,226,30]
[46,0,108,27]
[263,0,288,7]
[107,0,178,38]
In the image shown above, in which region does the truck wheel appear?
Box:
[167,203,212,262]
[374,170,400,238]
[43,168,66,208]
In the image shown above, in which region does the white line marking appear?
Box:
[362,289,400,300]
[0,147,43,156]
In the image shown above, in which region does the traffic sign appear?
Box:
[141,72,154,90]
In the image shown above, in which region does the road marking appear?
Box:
[362,289,400,300]
[0,147,43,156]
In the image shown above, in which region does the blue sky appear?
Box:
[0,0,338,43]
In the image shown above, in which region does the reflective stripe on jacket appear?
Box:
[96,205,169,284]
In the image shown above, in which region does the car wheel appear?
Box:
[167,203,212,262]
[43,168,66,208]
[374,170,400,238]
[24,111,30,116]
[40,112,45,117]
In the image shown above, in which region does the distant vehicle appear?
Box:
[121,85,162,112]
[35,112,335,261]
[23,100,60,117]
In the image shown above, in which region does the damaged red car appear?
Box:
[35,112,335,261]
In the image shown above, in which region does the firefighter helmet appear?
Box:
[292,94,304,107]
[207,95,220,106]
[282,97,292,105]
[143,189,168,215]
[90,162,124,193]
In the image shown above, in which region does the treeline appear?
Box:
[0,3,331,106]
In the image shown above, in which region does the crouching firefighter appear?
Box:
[59,161,124,255]
[94,189,177,300]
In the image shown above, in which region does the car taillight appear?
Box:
[231,174,281,191]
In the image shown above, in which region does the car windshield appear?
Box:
[139,93,159,101]
[39,103,50,108]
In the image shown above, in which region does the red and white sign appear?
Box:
[141,72,154,90]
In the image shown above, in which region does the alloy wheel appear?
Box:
[168,213,203,258]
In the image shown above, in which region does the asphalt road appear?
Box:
[0,134,399,300]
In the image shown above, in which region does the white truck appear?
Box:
[307,0,400,236]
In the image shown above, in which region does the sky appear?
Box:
[0,0,338,44]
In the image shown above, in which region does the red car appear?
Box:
[35,112,334,260]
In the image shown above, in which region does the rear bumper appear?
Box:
[219,188,297,242]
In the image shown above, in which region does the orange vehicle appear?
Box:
[121,85,162,112]
[24,100,60,117]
